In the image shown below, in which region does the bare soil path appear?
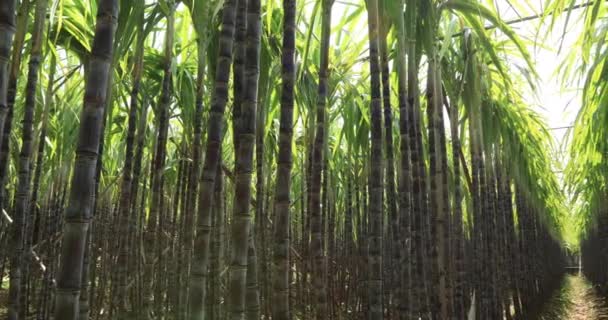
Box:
[540,274,608,319]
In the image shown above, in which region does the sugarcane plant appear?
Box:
[0,0,584,319]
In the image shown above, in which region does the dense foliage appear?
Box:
[1,0,601,319]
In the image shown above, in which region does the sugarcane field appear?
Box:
[0,0,608,319]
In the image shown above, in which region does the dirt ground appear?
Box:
[539,274,608,320]
[563,275,608,320]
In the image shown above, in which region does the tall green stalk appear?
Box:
[271,0,296,318]
[188,0,240,317]
[7,0,48,317]
[426,56,448,318]
[310,1,333,317]
[227,0,262,316]
[0,0,29,245]
[365,0,384,318]
[182,1,208,314]
[54,1,118,318]
[144,5,175,317]
[116,7,145,317]
[448,88,466,319]
[0,0,16,153]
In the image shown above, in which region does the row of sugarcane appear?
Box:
[580,215,608,297]
[560,0,608,302]
[0,0,568,319]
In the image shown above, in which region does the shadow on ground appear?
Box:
[537,273,608,319]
